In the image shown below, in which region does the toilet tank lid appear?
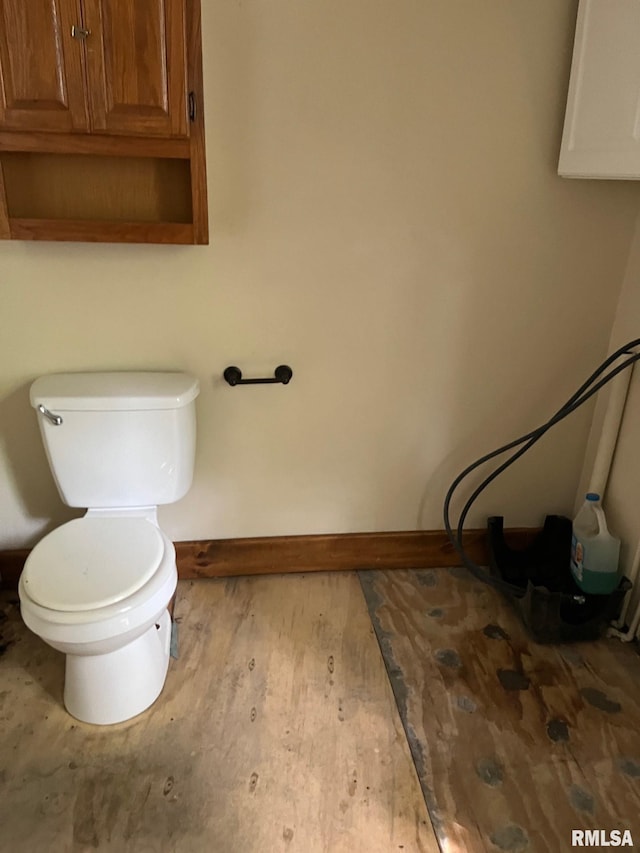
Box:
[30,372,200,412]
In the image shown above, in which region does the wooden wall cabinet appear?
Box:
[559,0,640,179]
[0,0,208,244]
[0,0,88,133]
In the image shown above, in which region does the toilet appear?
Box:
[18,371,199,725]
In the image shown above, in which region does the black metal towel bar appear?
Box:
[223,365,293,386]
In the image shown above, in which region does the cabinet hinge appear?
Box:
[71,25,91,39]
[188,91,196,122]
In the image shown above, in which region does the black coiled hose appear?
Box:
[443,338,640,599]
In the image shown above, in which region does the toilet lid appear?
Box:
[22,518,165,612]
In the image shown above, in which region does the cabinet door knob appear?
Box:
[71,25,91,39]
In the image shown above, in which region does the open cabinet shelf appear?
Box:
[7,220,196,245]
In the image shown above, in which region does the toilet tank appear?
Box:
[30,372,199,509]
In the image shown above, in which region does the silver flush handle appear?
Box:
[37,404,63,426]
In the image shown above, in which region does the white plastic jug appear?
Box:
[570,493,620,595]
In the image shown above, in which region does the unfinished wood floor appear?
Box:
[361,567,640,852]
[4,568,640,853]
[0,573,437,853]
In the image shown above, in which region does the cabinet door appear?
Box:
[82,0,188,137]
[0,0,89,132]
[559,0,640,178]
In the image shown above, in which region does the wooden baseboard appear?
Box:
[175,528,510,578]
[0,528,537,589]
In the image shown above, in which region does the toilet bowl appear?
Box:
[19,515,178,725]
[18,370,199,726]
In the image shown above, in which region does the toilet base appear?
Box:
[64,609,172,725]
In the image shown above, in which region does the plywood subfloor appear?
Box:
[0,573,437,853]
[360,567,640,852]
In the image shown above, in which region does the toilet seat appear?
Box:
[22,517,165,612]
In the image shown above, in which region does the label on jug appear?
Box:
[571,534,584,582]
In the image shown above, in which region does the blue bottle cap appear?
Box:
[586,492,600,501]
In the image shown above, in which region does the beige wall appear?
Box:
[2,0,640,550]
[580,210,640,576]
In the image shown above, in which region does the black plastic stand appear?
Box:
[487,515,630,643]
